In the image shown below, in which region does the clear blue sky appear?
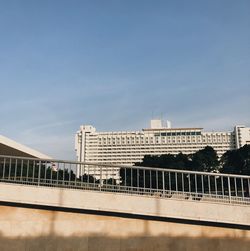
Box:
[0,0,249,159]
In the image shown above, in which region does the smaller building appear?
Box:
[0,135,51,159]
[234,125,250,149]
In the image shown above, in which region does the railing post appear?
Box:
[188,174,191,194]
[38,160,41,186]
[131,167,133,188]
[241,178,244,199]
[32,161,35,183]
[221,176,224,198]
[208,175,211,196]
[175,172,178,192]
[234,178,237,197]
[63,163,65,185]
[125,167,127,187]
[169,172,171,194]
[137,168,139,192]
[215,176,217,197]
[93,164,96,188]
[150,170,152,193]
[8,158,12,181]
[2,157,6,180]
[181,173,184,194]
[100,166,102,191]
[156,170,159,191]
[162,171,165,196]
[20,159,23,181]
[14,159,17,181]
[194,174,197,195]
[228,176,231,203]
[201,175,204,194]
[51,162,54,185]
[75,163,77,187]
[143,169,145,191]
[248,178,250,198]
[56,163,59,186]
[26,160,30,182]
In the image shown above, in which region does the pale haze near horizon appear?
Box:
[0,1,249,160]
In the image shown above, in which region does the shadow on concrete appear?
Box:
[49,186,64,236]
[143,196,161,235]
[1,196,250,251]
[0,233,250,251]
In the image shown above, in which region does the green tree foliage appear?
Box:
[120,145,250,189]
[78,174,97,183]
[103,178,117,185]
[135,146,219,172]
[135,152,192,170]
[190,146,219,172]
[0,161,98,184]
[220,145,250,175]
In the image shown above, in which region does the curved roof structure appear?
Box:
[0,135,51,159]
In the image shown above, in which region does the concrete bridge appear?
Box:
[0,155,250,251]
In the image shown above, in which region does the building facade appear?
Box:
[75,120,250,166]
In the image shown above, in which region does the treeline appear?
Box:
[119,145,250,193]
[0,160,120,186]
[0,163,116,184]
[134,145,250,175]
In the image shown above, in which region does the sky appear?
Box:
[0,0,249,159]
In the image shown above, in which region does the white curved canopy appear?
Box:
[0,135,51,159]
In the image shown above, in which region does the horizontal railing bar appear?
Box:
[0,155,250,179]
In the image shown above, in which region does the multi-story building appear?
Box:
[75,120,250,167]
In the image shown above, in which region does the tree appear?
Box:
[221,145,250,175]
[189,146,219,172]
[135,152,191,170]
[120,146,221,189]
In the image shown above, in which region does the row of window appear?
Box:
[93,138,232,145]
[94,135,231,143]
[155,131,202,136]
[86,145,233,154]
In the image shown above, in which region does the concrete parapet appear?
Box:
[0,204,249,251]
[0,182,250,226]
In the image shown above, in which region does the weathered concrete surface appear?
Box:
[0,182,250,226]
[0,205,250,251]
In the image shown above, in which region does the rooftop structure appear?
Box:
[0,135,51,159]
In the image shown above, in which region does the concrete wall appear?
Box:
[0,182,250,226]
[0,204,250,251]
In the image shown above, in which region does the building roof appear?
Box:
[0,135,51,159]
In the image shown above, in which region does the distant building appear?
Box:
[0,135,51,159]
[75,120,250,167]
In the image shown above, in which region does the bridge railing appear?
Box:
[0,155,250,205]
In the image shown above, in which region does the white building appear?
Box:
[234,125,250,149]
[75,120,250,166]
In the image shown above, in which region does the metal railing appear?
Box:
[0,155,250,206]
